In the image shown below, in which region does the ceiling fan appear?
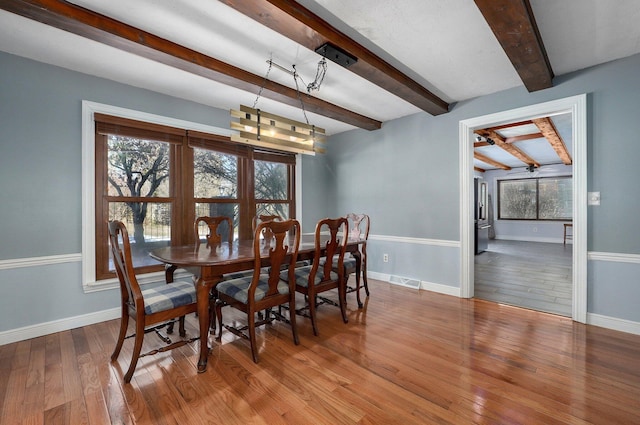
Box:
[507,163,564,177]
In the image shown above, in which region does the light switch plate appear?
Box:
[588,191,600,205]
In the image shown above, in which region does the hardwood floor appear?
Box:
[475,239,572,316]
[2,279,640,424]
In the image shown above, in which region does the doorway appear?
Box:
[459,94,587,323]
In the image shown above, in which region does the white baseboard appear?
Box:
[368,271,461,296]
[587,313,640,335]
[368,271,640,336]
[0,307,120,346]
[2,284,637,347]
[420,280,461,297]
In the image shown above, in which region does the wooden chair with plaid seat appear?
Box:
[252,214,283,242]
[343,213,370,307]
[195,215,233,246]
[214,219,301,362]
[287,217,349,336]
[108,220,199,383]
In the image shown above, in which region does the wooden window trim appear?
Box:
[94,113,297,279]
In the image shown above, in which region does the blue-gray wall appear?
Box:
[326,53,640,323]
[0,51,320,335]
[1,49,640,339]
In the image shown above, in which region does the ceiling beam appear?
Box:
[220,0,450,116]
[474,166,486,173]
[0,0,382,131]
[473,152,511,170]
[504,132,543,144]
[477,129,540,167]
[532,117,572,165]
[473,0,553,92]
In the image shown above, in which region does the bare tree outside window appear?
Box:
[498,177,572,220]
[107,136,170,244]
[194,149,238,198]
[539,178,572,219]
[96,115,297,280]
[254,160,289,219]
[194,148,239,235]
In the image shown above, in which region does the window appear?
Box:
[94,114,296,281]
[191,135,244,241]
[498,177,572,220]
[254,152,296,220]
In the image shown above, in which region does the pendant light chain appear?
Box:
[253,54,315,126]
[292,64,311,126]
[252,55,273,109]
[246,54,321,149]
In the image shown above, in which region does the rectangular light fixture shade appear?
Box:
[230,105,326,155]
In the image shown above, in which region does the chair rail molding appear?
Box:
[588,251,640,264]
[0,253,81,270]
[368,234,460,248]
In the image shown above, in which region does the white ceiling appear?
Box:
[1,0,639,137]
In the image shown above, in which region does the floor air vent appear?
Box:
[388,275,421,290]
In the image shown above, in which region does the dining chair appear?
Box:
[320,214,370,307]
[343,213,370,308]
[108,220,198,383]
[164,215,234,284]
[193,215,239,333]
[195,215,233,246]
[252,214,283,241]
[214,219,301,362]
[287,217,349,336]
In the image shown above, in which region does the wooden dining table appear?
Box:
[149,234,365,372]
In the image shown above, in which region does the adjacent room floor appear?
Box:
[474,239,572,317]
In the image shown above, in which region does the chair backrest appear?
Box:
[346,213,370,241]
[252,214,283,241]
[194,216,233,246]
[108,220,143,309]
[249,219,301,301]
[312,217,348,281]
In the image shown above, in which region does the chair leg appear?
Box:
[209,290,217,334]
[362,262,370,297]
[178,315,186,337]
[289,298,299,345]
[339,281,349,324]
[215,299,224,341]
[124,320,145,383]
[353,266,363,308]
[248,311,259,363]
[308,290,319,336]
[111,308,128,361]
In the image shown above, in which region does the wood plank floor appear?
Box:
[2,279,640,424]
[475,239,572,316]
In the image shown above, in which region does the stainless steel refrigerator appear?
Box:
[474,177,490,254]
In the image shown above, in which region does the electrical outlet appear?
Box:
[383,253,389,263]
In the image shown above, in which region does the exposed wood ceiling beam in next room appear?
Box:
[476,129,540,168]
[532,117,572,165]
[474,152,511,171]
[473,0,554,92]
[473,116,572,173]
[220,0,450,116]
[0,0,383,131]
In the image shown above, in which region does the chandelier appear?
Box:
[230,57,326,155]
